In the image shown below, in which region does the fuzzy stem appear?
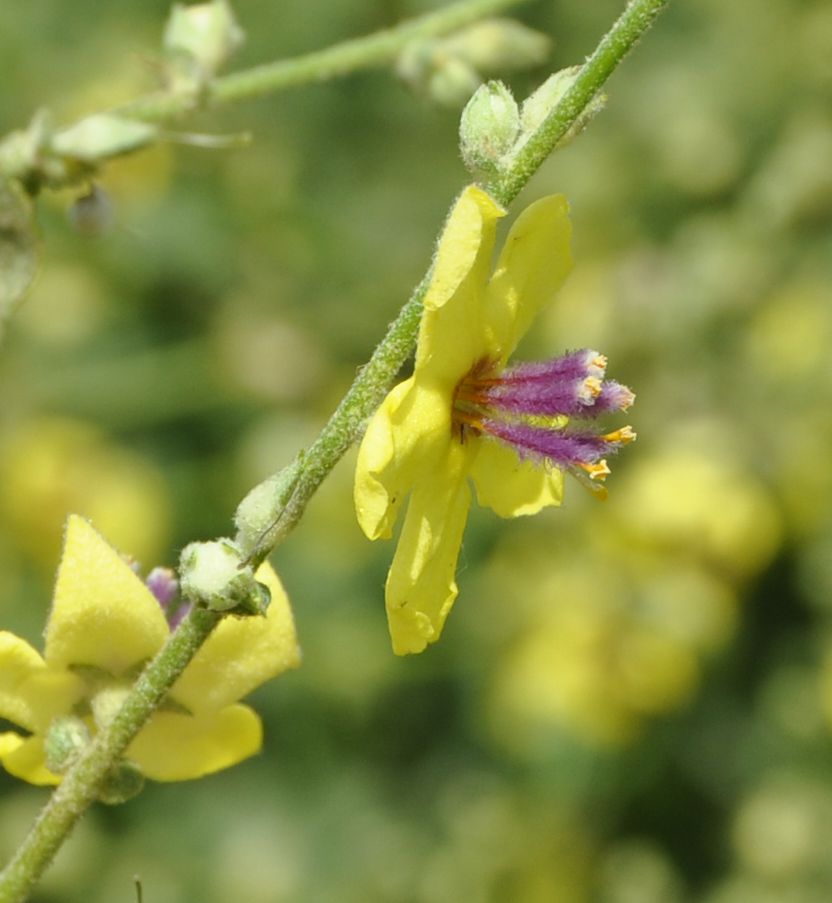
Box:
[237,0,670,563]
[491,0,670,206]
[118,0,529,122]
[0,0,669,898]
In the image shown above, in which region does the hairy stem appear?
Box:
[492,0,670,205]
[119,0,528,121]
[0,0,670,899]
[238,0,670,563]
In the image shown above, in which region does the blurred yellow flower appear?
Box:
[0,515,300,786]
[0,417,170,569]
[355,185,634,654]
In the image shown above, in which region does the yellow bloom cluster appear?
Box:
[0,516,299,785]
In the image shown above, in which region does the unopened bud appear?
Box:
[98,760,145,805]
[518,67,607,152]
[396,39,481,109]
[179,539,269,615]
[164,0,244,92]
[234,456,302,560]
[460,80,519,176]
[44,716,90,774]
[397,19,548,110]
[443,19,550,74]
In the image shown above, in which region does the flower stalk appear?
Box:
[0,0,670,898]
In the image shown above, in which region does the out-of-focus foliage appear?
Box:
[1,0,831,900]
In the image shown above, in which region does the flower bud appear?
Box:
[164,0,244,92]
[460,80,519,177]
[397,38,481,109]
[98,760,145,805]
[44,716,90,774]
[234,456,302,559]
[442,19,550,74]
[179,539,269,615]
[396,19,548,110]
[518,67,607,152]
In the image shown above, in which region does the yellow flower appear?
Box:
[355,186,635,655]
[0,515,300,785]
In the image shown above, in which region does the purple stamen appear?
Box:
[499,349,606,383]
[146,567,178,608]
[575,381,636,417]
[452,348,635,489]
[145,567,190,628]
[481,377,601,417]
[482,420,613,469]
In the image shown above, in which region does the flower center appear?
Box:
[451,349,636,492]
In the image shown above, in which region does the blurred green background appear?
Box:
[2,0,832,900]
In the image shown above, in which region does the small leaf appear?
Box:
[0,178,38,338]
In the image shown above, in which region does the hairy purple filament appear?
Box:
[452,349,635,485]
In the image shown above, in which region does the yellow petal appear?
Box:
[385,445,473,655]
[0,731,26,762]
[45,515,170,675]
[470,440,564,518]
[126,704,262,781]
[484,194,573,359]
[415,186,506,384]
[0,632,84,732]
[171,562,300,713]
[423,186,505,314]
[0,735,60,786]
[355,378,451,541]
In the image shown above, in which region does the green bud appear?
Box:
[52,115,158,164]
[397,19,547,111]
[44,716,91,774]
[427,58,481,108]
[164,0,244,92]
[179,538,267,614]
[518,67,607,152]
[234,455,302,560]
[98,760,145,805]
[90,683,131,730]
[460,80,519,177]
[443,19,550,75]
[396,38,480,109]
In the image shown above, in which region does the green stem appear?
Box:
[492,0,670,206]
[118,0,528,122]
[0,608,220,903]
[238,0,670,563]
[0,1,670,899]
